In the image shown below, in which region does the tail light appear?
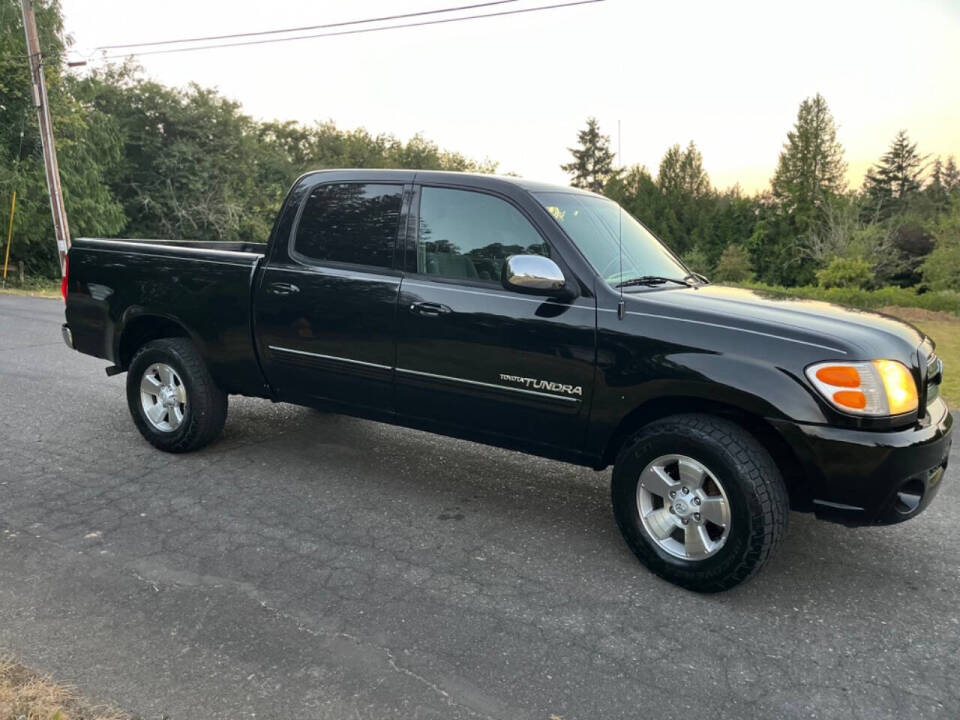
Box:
[61,256,69,302]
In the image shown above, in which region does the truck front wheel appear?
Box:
[611,414,788,592]
[126,338,227,453]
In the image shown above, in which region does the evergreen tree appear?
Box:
[863,130,926,219]
[763,94,846,285]
[653,141,712,255]
[770,93,847,227]
[943,156,960,194]
[705,188,760,268]
[928,157,944,190]
[658,141,710,199]
[604,164,671,242]
[561,117,616,193]
[925,157,950,211]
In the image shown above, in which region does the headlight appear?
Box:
[805,360,918,416]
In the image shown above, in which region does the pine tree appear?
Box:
[863,130,926,218]
[561,117,617,193]
[926,157,949,210]
[943,156,960,194]
[770,93,847,227]
[655,142,712,255]
[928,157,944,189]
[657,141,711,199]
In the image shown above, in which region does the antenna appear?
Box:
[616,119,625,320]
[617,205,625,320]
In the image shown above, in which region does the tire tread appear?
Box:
[126,338,227,453]
[612,413,789,592]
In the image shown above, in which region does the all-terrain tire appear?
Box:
[611,413,789,592]
[126,338,227,453]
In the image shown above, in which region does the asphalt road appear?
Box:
[1,293,958,720]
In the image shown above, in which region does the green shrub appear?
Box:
[923,242,960,292]
[816,256,873,289]
[730,281,960,314]
[712,244,754,282]
[921,204,960,291]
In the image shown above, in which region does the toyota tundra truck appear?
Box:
[61,169,953,592]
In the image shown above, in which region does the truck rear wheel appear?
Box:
[126,338,227,453]
[611,413,788,592]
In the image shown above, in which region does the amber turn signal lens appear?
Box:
[873,359,918,415]
[807,359,918,417]
[815,365,861,388]
[832,390,867,410]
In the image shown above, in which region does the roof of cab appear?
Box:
[301,168,605,199]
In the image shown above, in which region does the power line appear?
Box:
[96,0,521,51]
[92,0,605,61]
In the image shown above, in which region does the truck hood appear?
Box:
[627,284,926,360]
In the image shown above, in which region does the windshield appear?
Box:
[533,192,689,287]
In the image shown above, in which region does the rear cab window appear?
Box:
[414,186,549,283]
[293,183,404,269]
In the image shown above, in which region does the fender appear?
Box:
[585,351,830,463]
[115,307,205,368]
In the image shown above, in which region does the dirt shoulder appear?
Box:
[0,659,132,720]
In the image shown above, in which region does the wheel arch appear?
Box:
[599,396,812,511]
[116,312,195,370]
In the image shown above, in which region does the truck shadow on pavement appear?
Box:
[195,398,956,607]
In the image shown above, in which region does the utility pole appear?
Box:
[20,0,70,275]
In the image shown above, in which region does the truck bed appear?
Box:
[66,237,269,397]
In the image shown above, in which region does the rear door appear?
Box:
[255,176,411,414]
[394,184,597,451]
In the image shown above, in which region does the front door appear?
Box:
[395,185,596,451]
[255,180,408,413]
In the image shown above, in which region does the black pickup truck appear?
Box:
[62,169,953,592]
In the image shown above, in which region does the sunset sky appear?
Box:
[61,0,960,193]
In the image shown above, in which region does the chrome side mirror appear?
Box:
[502,255,568,295]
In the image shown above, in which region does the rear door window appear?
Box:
[294,183,403,268]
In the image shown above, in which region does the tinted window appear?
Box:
[417,187,548,282]
[294,183,403,268]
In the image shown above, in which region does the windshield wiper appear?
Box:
[615,275,693,289]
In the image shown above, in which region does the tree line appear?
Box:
[564,100,960,292]
[2,0,958,294]
[0,0,495,275]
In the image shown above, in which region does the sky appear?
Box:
[60,0,960,193]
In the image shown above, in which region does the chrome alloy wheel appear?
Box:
[637,454,731,560]
[139,363,187,432]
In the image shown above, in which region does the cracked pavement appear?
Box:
[1,293,958,719]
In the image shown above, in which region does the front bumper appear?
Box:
[770,399,953,526]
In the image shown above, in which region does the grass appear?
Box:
[881,307,959,407]
[0,658,131,720]
[0,275,59,298]
[922,321,959,406]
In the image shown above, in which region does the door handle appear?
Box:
[267,282,300,296]
[409,301,452,317]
